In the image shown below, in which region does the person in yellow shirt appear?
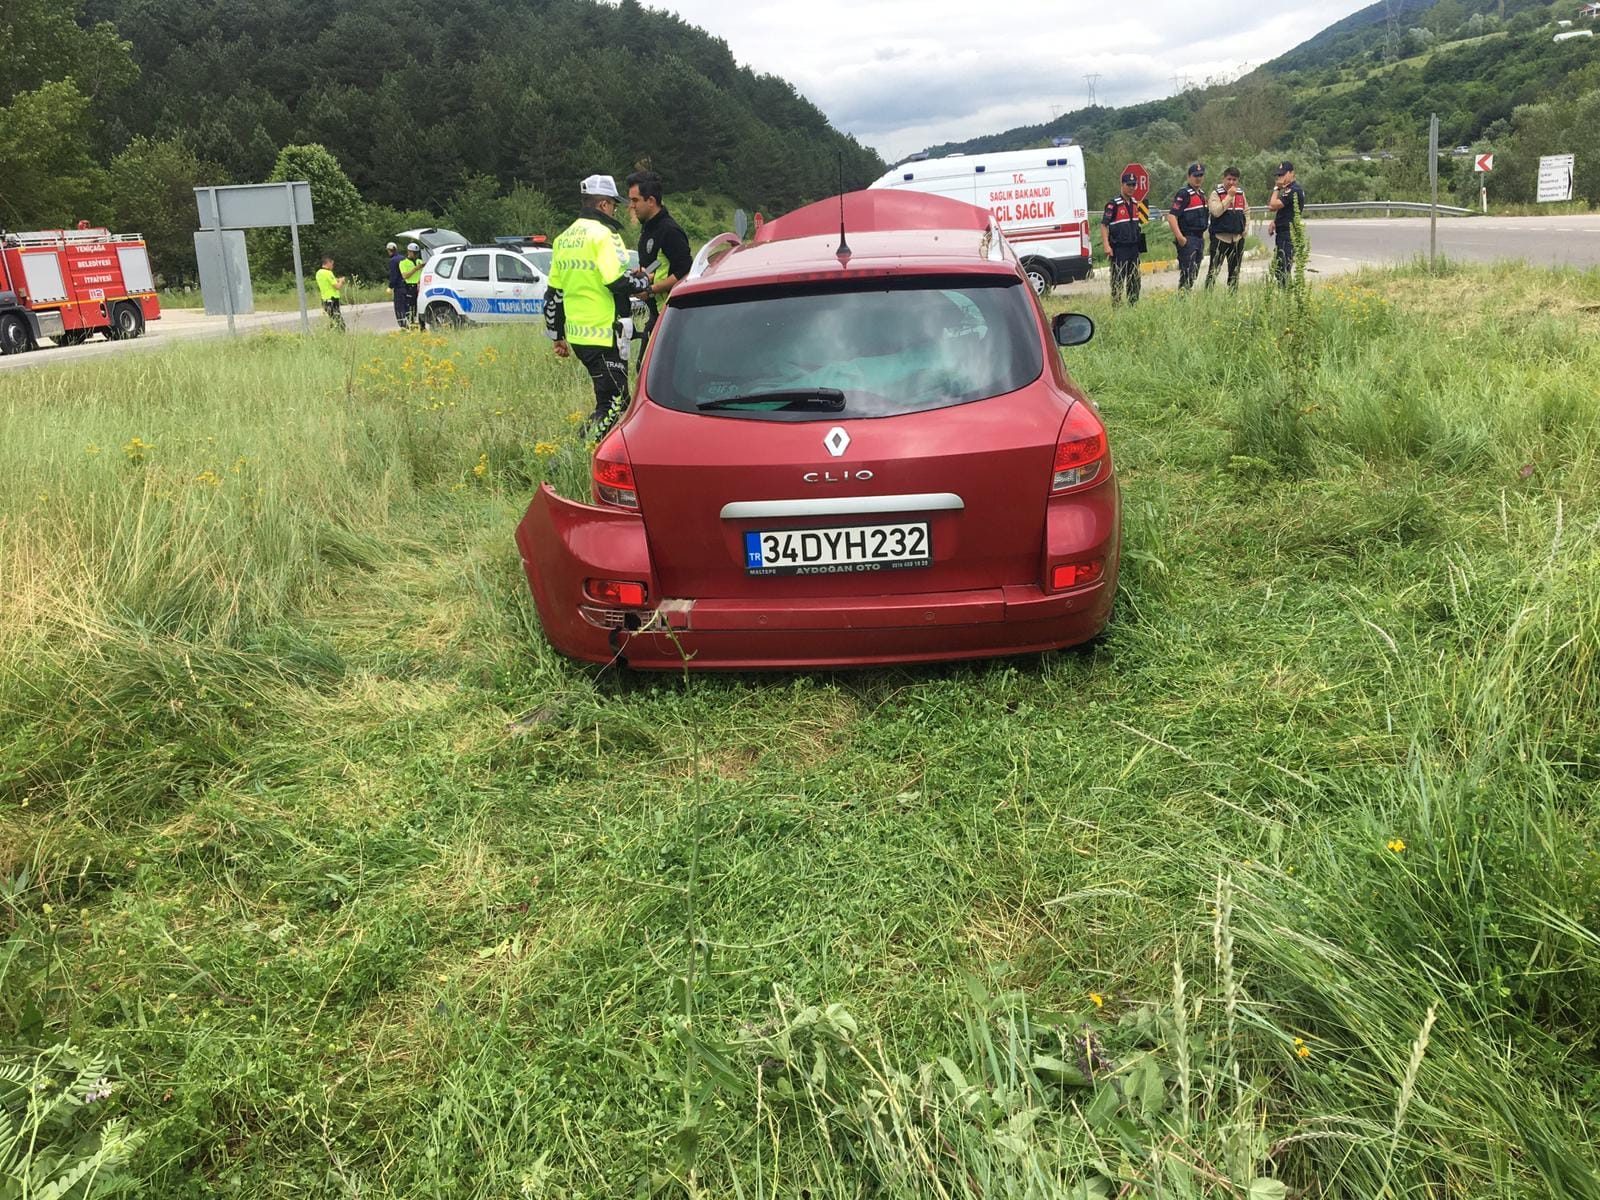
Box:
[545,174,636,437]
[398,242,424,328]
[315,255,346,330]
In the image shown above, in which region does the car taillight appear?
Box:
[1052,404,1107,493]
[1051,560,1104,590]
[585,578,648,607]
[592,429,637,508]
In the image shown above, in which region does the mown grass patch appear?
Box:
[2,265,1598,1198]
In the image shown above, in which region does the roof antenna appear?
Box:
[835,153,852,264]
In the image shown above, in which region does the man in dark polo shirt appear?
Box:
[625,169,693,373]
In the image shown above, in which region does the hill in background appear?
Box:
[923,0,1599,210]
[5,0,883,279]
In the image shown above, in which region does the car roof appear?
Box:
[675,190,1017,297]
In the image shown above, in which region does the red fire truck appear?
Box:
[0,226,162,355]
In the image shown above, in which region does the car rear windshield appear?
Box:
[645,275,1043,420]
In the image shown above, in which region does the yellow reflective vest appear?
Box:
[399,256,423,287]
[548,214,629,346]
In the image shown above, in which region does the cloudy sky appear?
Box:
[644,0,1373,161]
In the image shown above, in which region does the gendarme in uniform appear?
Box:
[545,174,637,436]
[1101,172,1145,308]
[1166,163,1210,292]
[1269,161,1307,287]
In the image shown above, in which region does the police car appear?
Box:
[418,245,640,329]
[418,245,549,327]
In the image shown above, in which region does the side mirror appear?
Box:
[1053,313,1094,347]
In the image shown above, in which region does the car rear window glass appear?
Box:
[457,253,490,282]
[646,276,1043,420]
[496,254,536,283]
[433,256,457,279]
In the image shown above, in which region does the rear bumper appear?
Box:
[517,485,1118,671]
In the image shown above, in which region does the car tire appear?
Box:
[108,302,145,340]
[0,312,32,354]
[1022,259,1054,297]
[427,302,461,330]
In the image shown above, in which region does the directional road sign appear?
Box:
[1475,153,1494,173]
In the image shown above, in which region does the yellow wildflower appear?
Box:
[85,443,102,456]
[1089,993,1104,1009]
[194,469,222,487]
[533,441,559,457]
[472,453,489,478]
[1386,839,1406,853]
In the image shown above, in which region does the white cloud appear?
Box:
[640,0,1370,160]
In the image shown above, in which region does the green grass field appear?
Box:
[3,264,1598,1198]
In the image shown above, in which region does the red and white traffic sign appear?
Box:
[1475,153,1494,173]
[1122,162,1151,202]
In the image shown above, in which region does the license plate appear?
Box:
[744,522,931,576]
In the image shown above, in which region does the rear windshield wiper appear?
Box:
[697,388,846,412]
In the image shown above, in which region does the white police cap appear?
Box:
[580,174,620,199]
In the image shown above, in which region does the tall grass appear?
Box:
[1,265,1597,1197]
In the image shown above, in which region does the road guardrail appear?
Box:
[1304,201,1476,217]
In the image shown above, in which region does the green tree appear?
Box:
[255,143,366,278]
[0,0,135,104]
[0,80,106,227]
[109,136,211,283]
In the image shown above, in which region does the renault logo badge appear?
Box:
[823,427,850,457]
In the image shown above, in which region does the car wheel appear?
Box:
[0,312,32,354]
[109,302,145,340]
[427,303,461,330]
[1022,259,1053,297]
[56,330,90,347]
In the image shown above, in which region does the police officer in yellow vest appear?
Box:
[545,174,637,437]
[398,242,424,328]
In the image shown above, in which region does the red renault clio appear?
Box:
[515,190,1119,670]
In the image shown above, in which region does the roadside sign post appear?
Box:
[1537,154,1576,203]
[1428,114,1439,269]
[285,182,309,334]
[194,191,239,335]
[194,182,316,334]
[193,229,252,324]
[1475,153,1494,214]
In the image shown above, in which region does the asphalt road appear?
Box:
[0,300,401,373]
[1300,212,1600,272]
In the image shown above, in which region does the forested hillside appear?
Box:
[926,0,1599,210]
[2,0,883,279]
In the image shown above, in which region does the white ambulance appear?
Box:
[869,146,1092,295]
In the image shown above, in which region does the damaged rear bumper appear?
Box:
[516,486,1116,670]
